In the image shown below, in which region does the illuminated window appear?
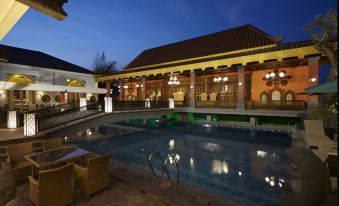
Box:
[7,74,35,83]
[67,80,85,87]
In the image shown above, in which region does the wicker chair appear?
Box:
[6,142,33,180]
[29,164,73,206]
[74,152,111,199]
[42,138,63,151]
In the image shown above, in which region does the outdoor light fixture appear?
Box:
[168,74,180,86]
[136,84,140,88]
[213,76,228,83]
[238,82,243,86]
[123,85,128,89]
[310,77,317,82]
[263,67,290,86]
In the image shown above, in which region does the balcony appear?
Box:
[245,100,307,111]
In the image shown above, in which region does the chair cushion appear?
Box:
[5,197,34,206]
[0,170,16,206]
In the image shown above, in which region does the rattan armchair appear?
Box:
[42,138,63,151]
[29,163,73,206]
[74,152,111,199]
[6,142,33,180]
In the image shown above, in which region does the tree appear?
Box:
[92,51,118,75]
[304,9,337,80]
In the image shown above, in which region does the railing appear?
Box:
[174,101,190,107]
[37,101,104,132]
[196,101,236,109]
[31,102,80,118]
[113,101,169,111]
[245,100,307,111]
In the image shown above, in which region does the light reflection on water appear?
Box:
[69,121,293,206]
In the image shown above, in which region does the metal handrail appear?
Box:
[145,150,171,179]
[164,154,179,183]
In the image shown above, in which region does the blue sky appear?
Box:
[1,0,336,70]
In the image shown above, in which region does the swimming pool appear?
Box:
[69,120,294,206]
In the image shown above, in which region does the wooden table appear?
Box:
[24,146,91,173]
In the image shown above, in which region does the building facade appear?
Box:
[0,44,105,113]
[96,24,330,124]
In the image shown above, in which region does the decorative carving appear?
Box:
[55,95,60,102]
[7,111,17,129]
[41,95,50,103]
[24,113,36,136]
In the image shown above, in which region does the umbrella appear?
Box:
[304,79,337,95]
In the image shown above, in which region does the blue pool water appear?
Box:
[69,120,294,206]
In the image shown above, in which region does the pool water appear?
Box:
[69,120,294,206]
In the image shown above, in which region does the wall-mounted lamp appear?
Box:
[310,77,317,82]
[238,82,243,86]
[213,76,228,83]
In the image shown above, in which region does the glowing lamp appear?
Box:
[269,72,275,78]
[104,97,112,113]
[223,77,228,81]
[310,77,317,82]
[265,74,270,79]
[24,113,36,136]
[279,72,285,78]
[7,111,17,129]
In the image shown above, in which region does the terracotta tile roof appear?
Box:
[125,24,283,70]
[111,40,315,75]
[0,44,93,74]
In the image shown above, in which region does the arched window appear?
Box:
[286,93,293,101]
[67,80,85,87]
[272,90,281,101]
[7,74,35,83]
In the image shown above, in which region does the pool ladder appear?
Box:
[142,150,179,183]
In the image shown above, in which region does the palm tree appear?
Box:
[304,9,337,80]
[93,51,118,75]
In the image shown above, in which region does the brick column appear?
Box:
[190,71,196,108]
[307,56,320,107]
[106,80,111,97]
[204,77,210,94]
[142,77,146,100]
[118,80,123,101]
[60,91,65,105]
[236,65,245,110]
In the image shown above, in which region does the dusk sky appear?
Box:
[1,0,336,71]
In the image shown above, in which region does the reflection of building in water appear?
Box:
[169,139,175,150]
[203,143,221,152]
[211,159,228,174]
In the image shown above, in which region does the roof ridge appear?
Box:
[142,24,276,52]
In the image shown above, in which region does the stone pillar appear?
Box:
[250,117,256,126]
[236,65,245,110]
[24,113,37,136]
[104,97,112,113]
[79,98,87,111]
[169,98,174,109]
[7,111,17,129]
[142,77,146,100]
[106,80,111,97]
[190,71,196,108]
[118,80,123,101]
[307,56,320,107]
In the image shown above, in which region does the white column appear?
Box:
[104,97,112,113]
[24,113,36,136]
[80,97,87,111]
[7,111,17,129]
[169,98,174,109]
[145,98,151,109]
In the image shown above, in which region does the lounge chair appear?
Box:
[304,120,336,161]
[73,152,111,199]
[29,163,73,206]
[42,138,63,151]
[209,92,217,102]
[200,93,208,101]
[6,142,33,180]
